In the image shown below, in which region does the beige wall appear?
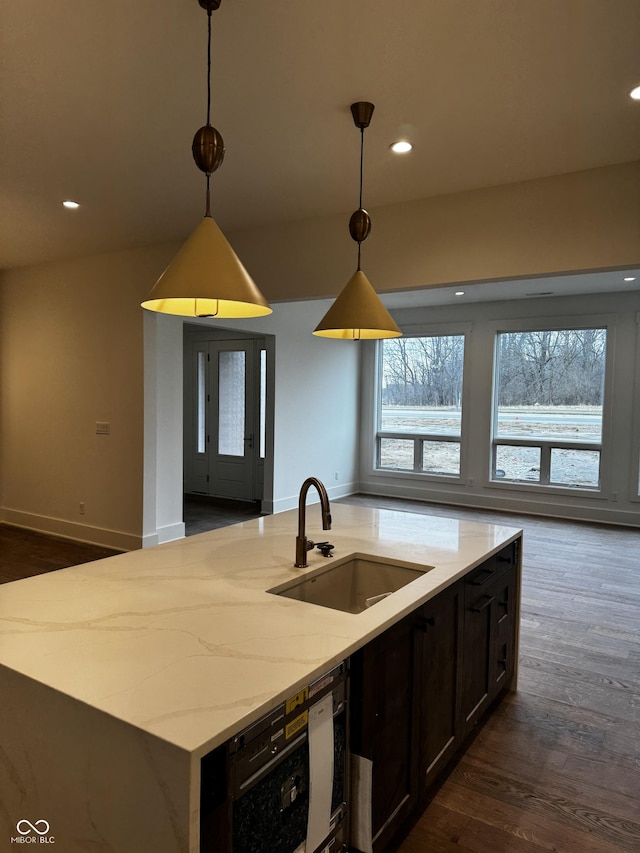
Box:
[0,245,173,549]
[1,161,639,547]
[232,161,640,301]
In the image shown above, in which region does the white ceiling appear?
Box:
[2,0,640,302]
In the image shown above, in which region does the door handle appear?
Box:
[244,434,253,449]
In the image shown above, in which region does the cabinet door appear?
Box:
[461,562,496,735]
[491,565,517,693]
[350,612,421,852]
[461,545,519,736]
[418,580,463,792]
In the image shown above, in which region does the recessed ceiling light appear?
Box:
[629,85,640,100]
[62,200,80,209]
[390,140,412,154]
[624,276,636,282]
[455,291,465,296]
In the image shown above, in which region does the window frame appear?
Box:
[486,313,616,498]
[372,323,472,484]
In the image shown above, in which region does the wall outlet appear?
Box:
[468,478,474,487]
[612,492,618,502]
[79,502,85,515]
[334,471,340,481]
[96,421,110,435]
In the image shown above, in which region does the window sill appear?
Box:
[371,468,463,485]
[485,479,607,500]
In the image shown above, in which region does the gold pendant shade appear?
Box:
[313,271,401,340]
[141,216,271,318]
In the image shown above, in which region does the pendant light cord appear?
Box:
[206,11,212,126]
[205,10,212,216]
[359,126,364,209]
[357,125,365,271]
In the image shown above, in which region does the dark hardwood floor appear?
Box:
[184,494,263,535]
[340,496,640,853]
[2,496,639,851]
[0,525,120,584]
[0,496,262,584]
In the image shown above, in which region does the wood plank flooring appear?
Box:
[184,494,262,535]
[340,496,640,853]
[0,525,120,584]
[0,496,262,584]
[2,496,639,850]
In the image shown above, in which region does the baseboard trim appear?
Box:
[141,522,186,548]
[0,507,139,551]
[356,482,640,528]
[271,482,357,515]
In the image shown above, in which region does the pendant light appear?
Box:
[314,102,401,340]
[141,0,271,319]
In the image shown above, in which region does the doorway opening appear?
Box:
[183,324,273,534]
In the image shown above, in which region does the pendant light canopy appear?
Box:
[141,0,271,319]
[314,102,401,340]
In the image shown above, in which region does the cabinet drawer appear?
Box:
[465,542,517,601]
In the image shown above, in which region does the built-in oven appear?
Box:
[200,661,348,853]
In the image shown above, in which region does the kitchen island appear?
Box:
[0,503,521,852]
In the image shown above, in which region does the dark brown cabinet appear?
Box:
[349,610,421,852]
[418,579,464,791]
[461,541,519,736]
[350,539,520,853]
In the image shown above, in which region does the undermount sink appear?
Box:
[268,553,434,614]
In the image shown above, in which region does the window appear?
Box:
[492,328,606,489]
[376,334,465,477]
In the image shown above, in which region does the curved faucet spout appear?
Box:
[295,477,332,568]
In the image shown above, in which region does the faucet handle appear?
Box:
[315,542,334,557]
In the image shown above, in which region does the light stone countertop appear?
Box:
[0,504,521,756]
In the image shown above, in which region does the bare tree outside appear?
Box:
[379,335,464,473]
[377,329,607,487]
[494,328,606,486]
[497,329,605,429]
[382,336,464,408]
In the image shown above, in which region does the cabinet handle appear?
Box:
[470,568,495,586]
[470,594,495,613]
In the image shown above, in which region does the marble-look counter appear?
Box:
[0,504,521,852]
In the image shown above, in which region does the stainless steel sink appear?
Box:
[267,553,433,614]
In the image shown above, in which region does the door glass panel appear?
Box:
[218,351,246,456]
[197,351,206,454]
[260,349,267,459]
